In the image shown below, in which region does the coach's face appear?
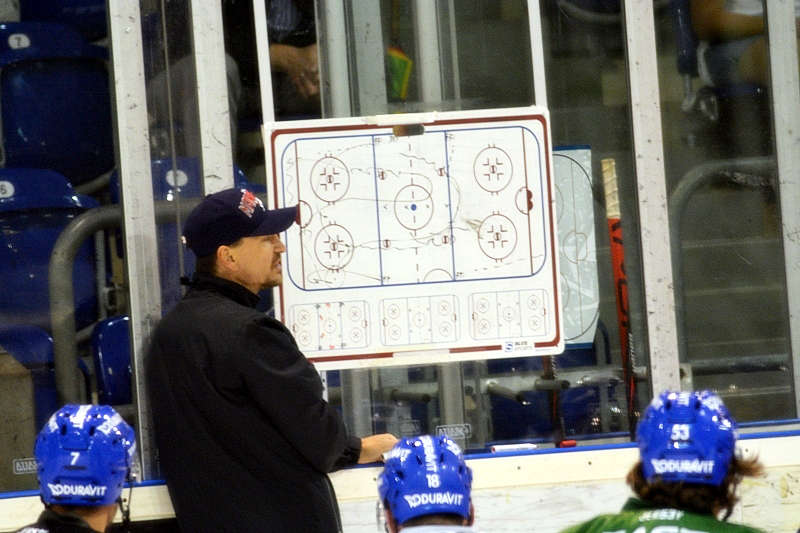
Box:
[225,233,286,293]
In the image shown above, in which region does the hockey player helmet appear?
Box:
[378,434,472,525]
[637,390,736,486]
[35,404,136,506]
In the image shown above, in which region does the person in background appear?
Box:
[146,187,397,533]
[378,434,477,533]
[559,390,765,533]
[691,0,800,88]
[265,0,321,118]
[17,404,136,533]
[223,0,320,121]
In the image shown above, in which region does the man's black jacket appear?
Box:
[146,273,361,532]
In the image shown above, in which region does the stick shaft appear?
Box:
[602,158,638,434]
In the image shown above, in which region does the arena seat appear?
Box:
[0,21,114,186]
[90,315,132,406]
[20,0,107,42]
[0,168,99,333]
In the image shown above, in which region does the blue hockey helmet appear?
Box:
[636,390,736,486]
[377,435,472,525]
[35,404,136,506]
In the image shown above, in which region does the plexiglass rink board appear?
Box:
[266,107,562,369]
[553,147,598,345]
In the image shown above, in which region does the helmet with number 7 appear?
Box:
[35,404,136,506]
[378,435,473,525]
[636,390,736,486]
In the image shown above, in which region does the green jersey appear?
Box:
[559,498,765,533]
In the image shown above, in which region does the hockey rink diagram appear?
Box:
[269,111,562,366]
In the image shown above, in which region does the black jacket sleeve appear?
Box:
[233,315,361,473]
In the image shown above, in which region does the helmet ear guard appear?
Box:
[35,404,136,506]
[636,390,736,486]
[377,435,472,525]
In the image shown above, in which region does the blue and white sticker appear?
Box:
[13,457,37,475]
[8,33,31,49]
[0,180,15,199]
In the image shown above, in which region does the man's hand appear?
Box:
[270,43,319,99]
[358,433,399,464]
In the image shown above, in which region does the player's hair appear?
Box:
[627,455,763,518]
[400,513,466,527]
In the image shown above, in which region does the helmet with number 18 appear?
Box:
[378,434,473,525]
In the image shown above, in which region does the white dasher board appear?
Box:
[266,106,563,369]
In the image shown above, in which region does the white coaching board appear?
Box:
[265,106,563,370]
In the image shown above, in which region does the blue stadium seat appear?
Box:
[90,315,132,405]
[0,168,98,332]
[0,21,113,185]
[20,0,108,42]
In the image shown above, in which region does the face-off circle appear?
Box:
[478,214,517,260]
[311,156,350,203]
[393,184,434,230]
[473,146,513,193]
[314,224,354,270]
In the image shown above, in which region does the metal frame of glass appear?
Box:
[48,0,800,483]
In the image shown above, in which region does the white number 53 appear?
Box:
[670,424,690,441]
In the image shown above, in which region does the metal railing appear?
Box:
[668,156,777,366]
[49,199,201,404]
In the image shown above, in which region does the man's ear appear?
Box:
[216,245,235,271]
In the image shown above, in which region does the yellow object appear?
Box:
[386,46,413,100]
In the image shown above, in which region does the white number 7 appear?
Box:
[70,452,80,465]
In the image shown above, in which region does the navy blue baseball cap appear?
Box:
[182,188,298,257]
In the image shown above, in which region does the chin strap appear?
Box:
[117,478,133,532]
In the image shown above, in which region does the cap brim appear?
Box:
[251,205,298,236]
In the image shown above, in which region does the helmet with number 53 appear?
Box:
[636,390,736,486]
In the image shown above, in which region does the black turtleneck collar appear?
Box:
[188,272,261,309]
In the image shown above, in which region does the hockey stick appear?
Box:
[601,158,639,436]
